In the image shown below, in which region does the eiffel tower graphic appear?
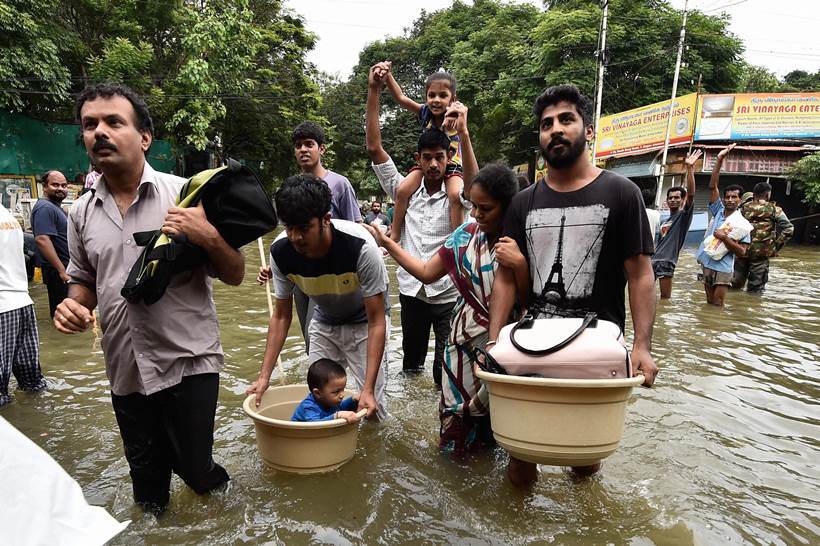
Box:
[540,212,567,303]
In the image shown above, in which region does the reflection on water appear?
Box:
[2,241,818,544]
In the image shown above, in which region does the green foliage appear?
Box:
[3,0,814,192]
[217,2,322,184]
[737,63,782,93]
[781,70,820,92]
[787,152,820,207]
[87,37,154,91]
[165,0,262,150]
[3,0,318,187]
[322,0,747,176]
[0,0,71,110]
[737,65,820,93]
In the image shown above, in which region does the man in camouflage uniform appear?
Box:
[733,182,794,293]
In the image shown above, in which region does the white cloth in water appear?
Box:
[0,417,129,545]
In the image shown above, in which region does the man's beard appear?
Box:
[541,131,587,169]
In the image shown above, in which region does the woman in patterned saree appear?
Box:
[366,164,532,477]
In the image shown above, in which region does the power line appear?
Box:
[704,0,751,13]
[746,49,820,59]
[754,11,820,23]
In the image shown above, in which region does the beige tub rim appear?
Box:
[242,384,367,474]
[476,369,644,467]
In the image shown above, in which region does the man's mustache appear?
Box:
[93,139,117,152]
[549,137,571,149]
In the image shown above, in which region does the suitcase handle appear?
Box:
[470,346,507,375]
[510,312,598,356]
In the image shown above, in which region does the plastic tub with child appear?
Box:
[243,383,367,474]
[475,313,644,467]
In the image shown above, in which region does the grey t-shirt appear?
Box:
[270,220,388,325]
[652,203,695,265]
[324,170,362,222]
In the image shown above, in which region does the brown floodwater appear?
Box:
[2,239,818,545]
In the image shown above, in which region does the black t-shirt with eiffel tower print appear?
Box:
[502,170,654,330]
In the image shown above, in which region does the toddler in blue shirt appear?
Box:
[291,359,361,423]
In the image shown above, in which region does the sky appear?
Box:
[284,0,819,80]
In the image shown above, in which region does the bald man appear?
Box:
[31,170,70,317]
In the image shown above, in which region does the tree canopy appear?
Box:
[788,152,820,208]
[2,0,816,194]
[322,0,747,180]
[737,65,820,93]
[0,0,320,184]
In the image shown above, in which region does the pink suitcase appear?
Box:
[483,313,633,379]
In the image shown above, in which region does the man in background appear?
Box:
[651,150,700,299]
[258,121,363,353]
[364,201,388,225]
[733,181,794,293]
[0,201,47,406]
[31,170,70,318]
[696,144,749,306]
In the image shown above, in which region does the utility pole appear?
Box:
[592,0,609,160]
[688,72,702,154]
[656,0,689,208]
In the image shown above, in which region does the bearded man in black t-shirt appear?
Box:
[488,85,659,485]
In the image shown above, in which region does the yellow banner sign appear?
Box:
[695,92,820,140]
[595,93,697,159]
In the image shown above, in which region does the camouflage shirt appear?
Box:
[740,199,794,260]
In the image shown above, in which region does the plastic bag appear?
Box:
[702,210,753,260]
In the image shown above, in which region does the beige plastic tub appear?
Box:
[242,384,367,474]
[475,369,644,467]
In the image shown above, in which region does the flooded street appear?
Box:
[2,239,818,545]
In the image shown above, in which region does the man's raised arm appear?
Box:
[709,143,735,204]
[365,63,390,165]
[683,149,701,209]
[445,102,479,199]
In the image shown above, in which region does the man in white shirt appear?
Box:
[642,188,661,241]
[365,62,472,387]
[0,202,47,406]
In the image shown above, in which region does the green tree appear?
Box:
[737,63,782,93]
[218,2,323,185]
[161,0,268,150]
[788,152,820,207]
[0,0,71,110]
[322,0,747,175]
[4,0,318,186]
[781,70,820,92]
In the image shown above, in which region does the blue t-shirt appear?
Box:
[696,200,751,273]
[30,198,69,267]
[291,392,358,422]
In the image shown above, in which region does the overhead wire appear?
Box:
[703,0,751,13]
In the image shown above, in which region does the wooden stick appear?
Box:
[257,237,285,385]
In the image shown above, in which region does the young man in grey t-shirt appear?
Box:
[292,121,361,222]
[248,175,389,420]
